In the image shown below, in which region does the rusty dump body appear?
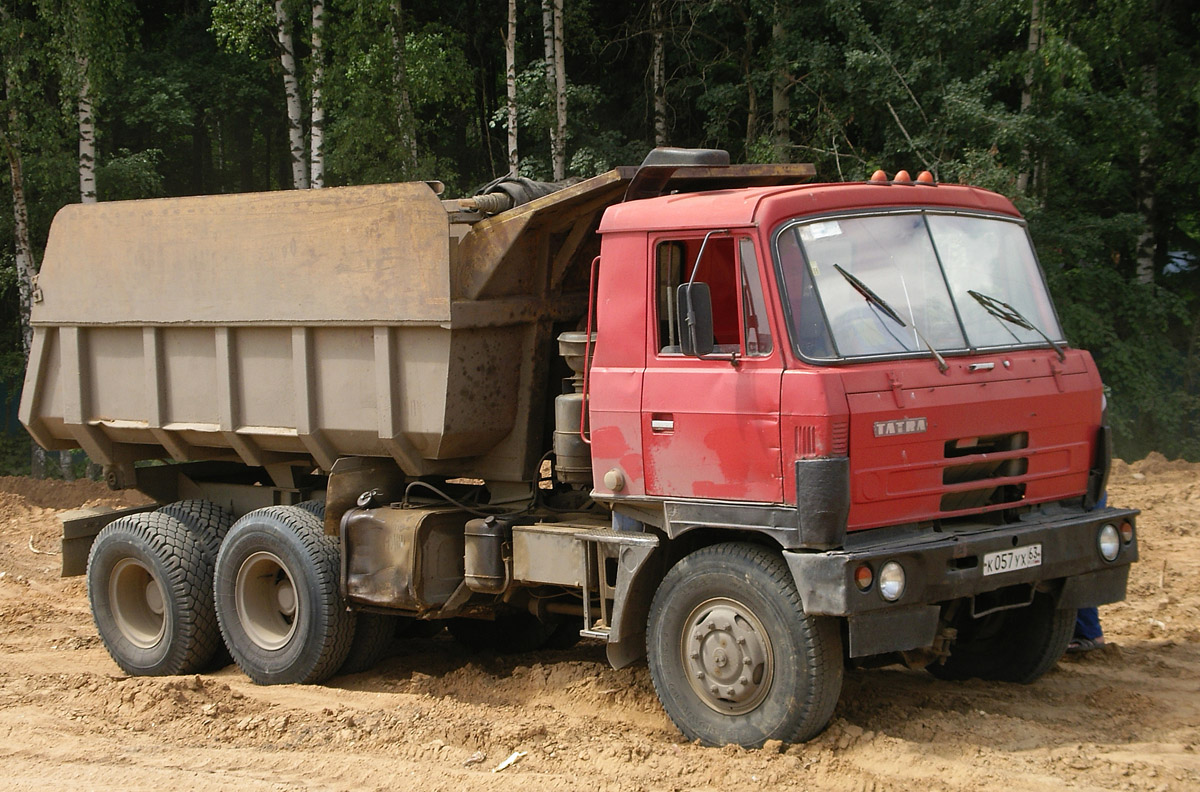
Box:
[19,165,812,489]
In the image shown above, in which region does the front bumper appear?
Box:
[783,506,1138,657]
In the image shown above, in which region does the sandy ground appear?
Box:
[0,460,1197,792]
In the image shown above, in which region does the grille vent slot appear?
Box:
[795,424,817,457]
[831,421,849,456]
[940,431,1029,512]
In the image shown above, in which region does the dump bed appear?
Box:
[20,164,813,486]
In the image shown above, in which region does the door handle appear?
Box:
[651,415,674,433]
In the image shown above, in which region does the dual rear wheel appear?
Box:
[88,501,359,684]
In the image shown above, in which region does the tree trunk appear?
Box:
[742,10,756,157]
[274,0,308,189]
[390,0,418,173]
[506,0,518,174]
[4,72,46,477]
[310,0,325,188]
[771,10,789,163]
[4,80,35,358]
[78,63,97,203]
[651,0,667,146]
[1016,0,1041,195]
[540,0,561,179]
[1135,63,1158,284]
[552,0,566,178]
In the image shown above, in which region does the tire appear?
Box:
[295,499,326,520]
[157,500,235,668]
[338,612,397,675]
[646,543,843,747]
[87,512,222,676]
[926,593,1074,684]
[157,500,234,561]
[214,505,355,685]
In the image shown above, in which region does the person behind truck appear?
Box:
[1068,491,1108,653]
[1069,607,1105,652]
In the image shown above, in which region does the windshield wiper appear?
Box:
[834,264,949,372]
[967,290,1065,362]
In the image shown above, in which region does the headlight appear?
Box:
[879,561,906,601]
[1098,523,1120,562]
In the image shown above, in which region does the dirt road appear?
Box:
[1,458,1197,791]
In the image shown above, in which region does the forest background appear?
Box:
[2,0,1199,476]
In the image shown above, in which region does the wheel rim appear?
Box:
[235,551,299,651]
[109,558,166,649]
[680,596,774,715]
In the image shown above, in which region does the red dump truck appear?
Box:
[21,149,1137,747]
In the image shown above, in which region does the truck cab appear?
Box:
[584,169,1136,744]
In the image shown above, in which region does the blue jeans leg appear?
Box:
[1075,607,1103,640]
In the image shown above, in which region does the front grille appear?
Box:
[939,431,1029,512]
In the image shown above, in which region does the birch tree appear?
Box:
[541,0,565,179]
[212,0,318,189]
[770,5,789,162]
[390,0,418,172]
[505,0,518,173]
[1016,0,1042,195]
[650,0,666,146]
[39,0,134,204]
[310,0,325,187]
[274,0,307,188]
[0,4,47,476]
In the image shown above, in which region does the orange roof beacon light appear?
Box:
[869,169,889,183]
[892,169,913,184]
[916,170,935,184]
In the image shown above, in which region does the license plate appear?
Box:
[982,543,1042,576]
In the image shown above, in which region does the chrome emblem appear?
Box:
[873,417,928,437]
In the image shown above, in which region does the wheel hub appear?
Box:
[109,558,166,649]
[235,551,299,651]
[682,598,773,715]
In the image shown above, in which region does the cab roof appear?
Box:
[597,180,1022,235]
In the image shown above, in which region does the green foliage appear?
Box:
[210,0,274,56]
[97,148,164,200]
[1,0,1200,463]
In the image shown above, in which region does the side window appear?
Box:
[656,242,685,352]
[654,235,756,355]
[738,238,772,356]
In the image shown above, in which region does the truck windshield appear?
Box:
[774,211,1064,362]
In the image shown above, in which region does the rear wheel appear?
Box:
[214,506,355,685]
[157,500,234,560]
[338,612,398,674]
[927,593,1074,683]
[87,512,222,675]
[157,500,234,668]
[647,543,843,747]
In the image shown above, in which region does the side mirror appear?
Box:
[677,282,715,357]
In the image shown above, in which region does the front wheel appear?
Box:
[214,506,355,685]
[927,593,1074,683]
[647,543,843,747]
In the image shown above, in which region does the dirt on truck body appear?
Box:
[20,149,1137,748]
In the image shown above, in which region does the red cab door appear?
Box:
[640,234,783,502]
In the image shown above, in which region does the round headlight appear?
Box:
[878,561,906,601]
[1098,523,1120,562]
